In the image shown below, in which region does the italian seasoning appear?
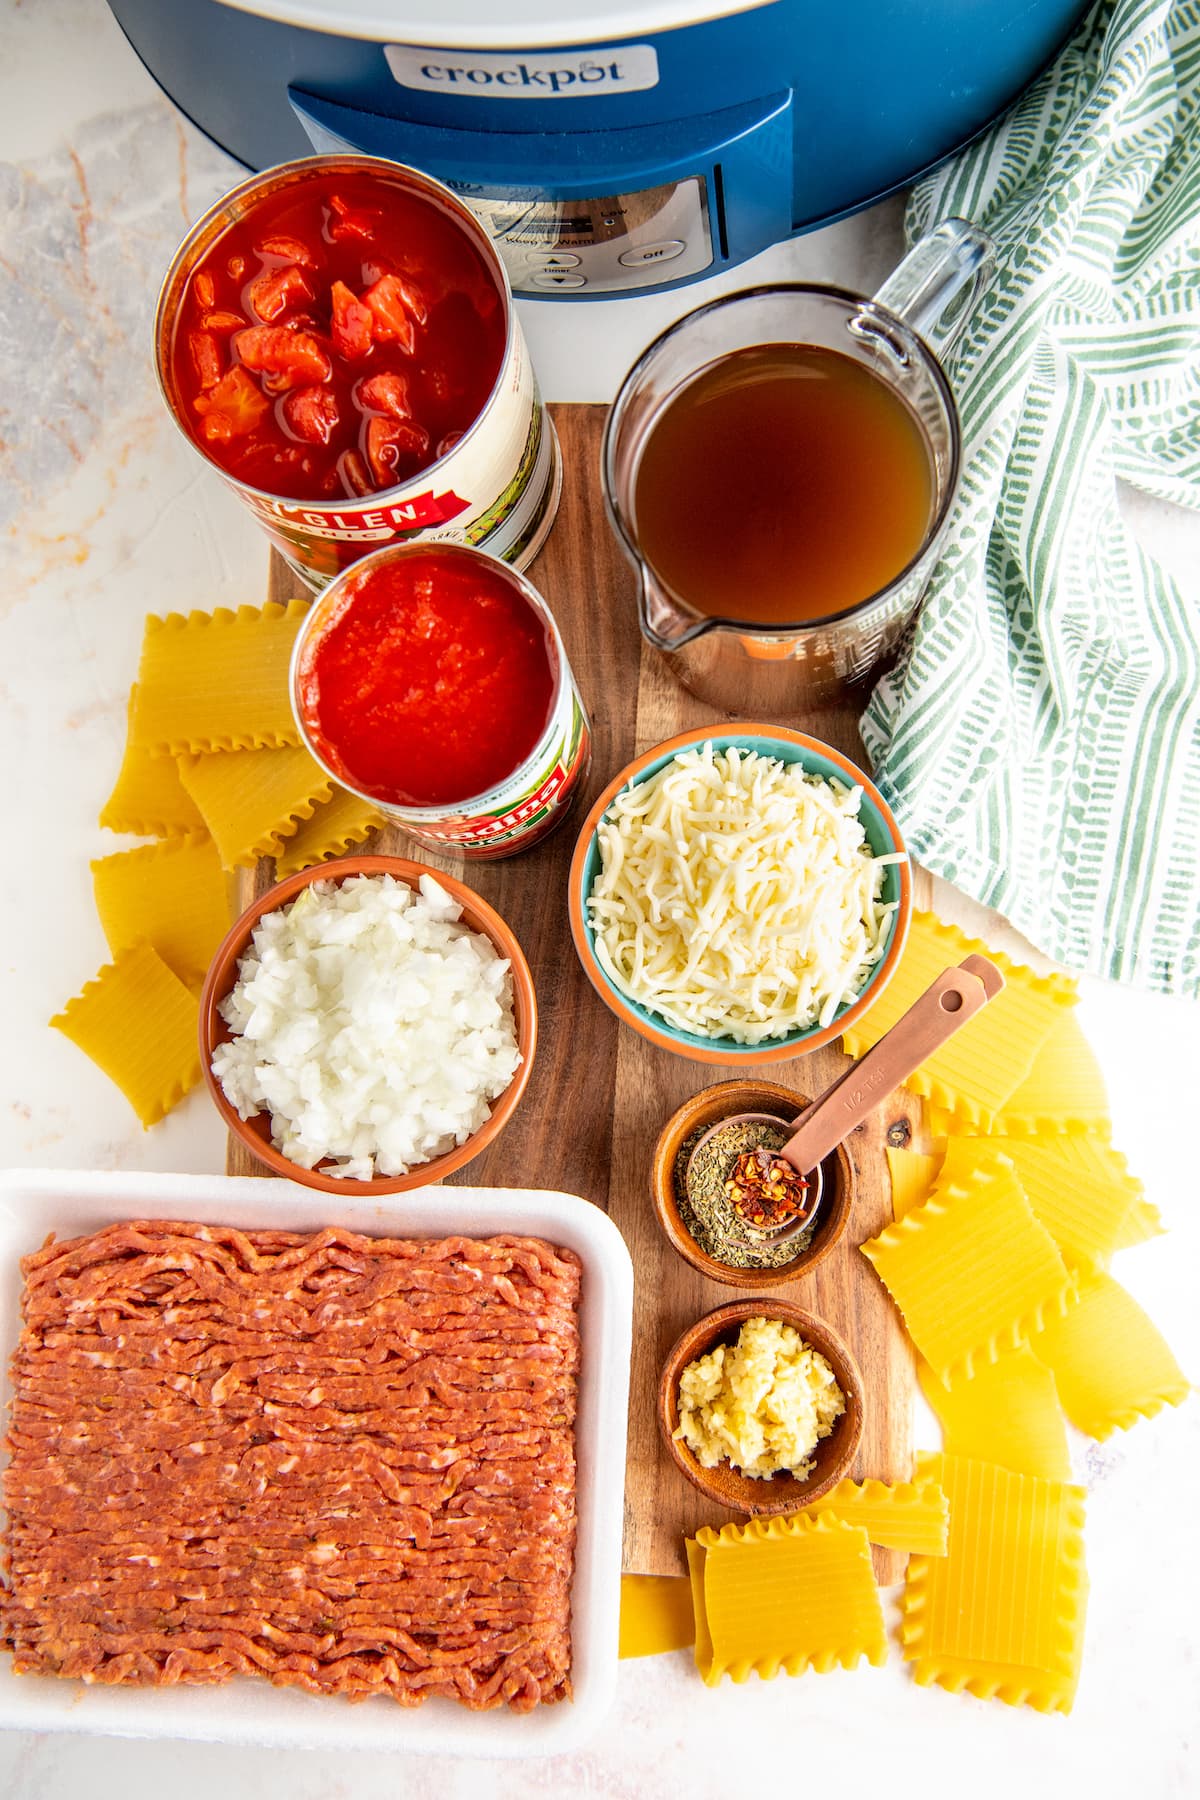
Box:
[675,1118,817,1271]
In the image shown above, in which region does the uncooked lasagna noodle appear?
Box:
[939,1012,1111,1138]
[917,1348,1072,1482]
[619,1575,696,1660]
[800,1475,950,1555]
[176,745,334,869]
[49,944,202,1127]
[271,786,385,877]
[901,1451,1088,1714]
[688,1514,887,1685]
[861,1149,1076,1382]
[938,1135,1144,1274]
[841,912,1076,1129]
[620,1476,949,1663]
[1028,1270,1190,1440]
[101,686,208,839]
[0,1222,580,1712]
[130,601,307,756]
[885,1147,944,1221]
[91,836,230,986]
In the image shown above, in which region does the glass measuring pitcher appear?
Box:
[603,219,995,713]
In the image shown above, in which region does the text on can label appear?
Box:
[252,490,471,541]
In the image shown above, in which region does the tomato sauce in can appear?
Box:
[155,157,560,588]
[291,544,591,858]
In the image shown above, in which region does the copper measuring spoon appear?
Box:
[685,955,1005,1247]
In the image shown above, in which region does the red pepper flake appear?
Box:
[723,1150,811,1230]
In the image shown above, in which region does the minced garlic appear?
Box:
[674,1315,845,1479]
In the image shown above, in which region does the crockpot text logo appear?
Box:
[384,44,660,99]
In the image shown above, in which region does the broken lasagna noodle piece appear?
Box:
[0,1222,580,1712]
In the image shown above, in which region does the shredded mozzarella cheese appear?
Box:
[586,744,903,1043]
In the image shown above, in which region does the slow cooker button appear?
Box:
[618,240,687,267]
[527,252,582,268]
[530,270,588,289]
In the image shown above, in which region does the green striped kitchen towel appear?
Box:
[862,0,1200,994]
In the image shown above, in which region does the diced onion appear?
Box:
[213,873,521,1178]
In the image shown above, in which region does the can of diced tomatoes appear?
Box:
[154,155,560,589]
[290,542,591,858]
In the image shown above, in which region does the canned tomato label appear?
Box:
[291,542,592,860]
[417,686,591,856]
[154,155,561,588]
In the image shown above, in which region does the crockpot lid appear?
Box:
[215,0,774,48]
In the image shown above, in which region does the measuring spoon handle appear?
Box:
[780,956,1004,1174]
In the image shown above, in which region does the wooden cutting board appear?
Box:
[227,402,922,1581]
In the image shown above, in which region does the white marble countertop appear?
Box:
[1,4,1197,1794]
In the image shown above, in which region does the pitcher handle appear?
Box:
[871,218,996,357]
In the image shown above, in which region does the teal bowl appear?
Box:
[566,724,912,1064]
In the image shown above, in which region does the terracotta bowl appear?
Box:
[568,723,911,1065]
[199,854,537,1193]
[659,1299,865,1516]
[651,1080,856,1290]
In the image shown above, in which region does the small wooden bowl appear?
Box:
[651,1080,856,1289]
[659,1299,865,1516]
[199,854,537,1193]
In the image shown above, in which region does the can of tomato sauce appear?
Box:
[290,543,591,858]
[154,155,561,588]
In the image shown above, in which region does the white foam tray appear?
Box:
[0,1170,633,1758]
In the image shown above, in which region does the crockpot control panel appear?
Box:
[449,180,713,294]
[287,83,794,301]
